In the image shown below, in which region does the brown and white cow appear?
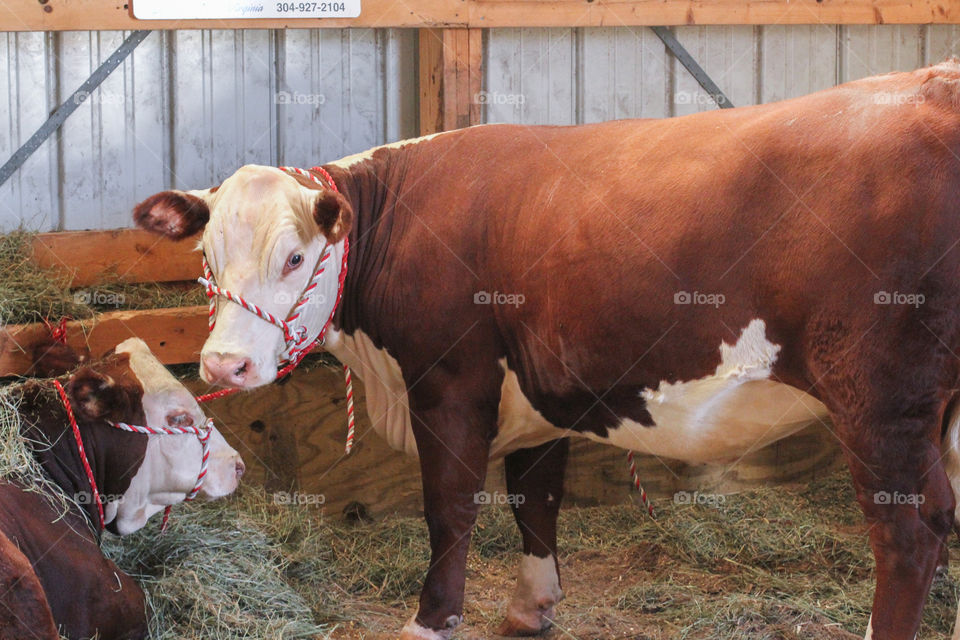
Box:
[134,61,960,639]
[0,338,244,639]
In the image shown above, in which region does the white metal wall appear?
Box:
[3,25,959,231]
[484,25,960,122]
[0,29,417,231]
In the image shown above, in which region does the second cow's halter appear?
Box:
[52,378,212,534]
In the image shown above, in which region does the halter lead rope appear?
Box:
[194,166,356,455]
[52,379,211,534]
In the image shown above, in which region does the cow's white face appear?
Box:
[106,338,245,534]
[133,165,352,389]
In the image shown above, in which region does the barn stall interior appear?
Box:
[3,1,960,639]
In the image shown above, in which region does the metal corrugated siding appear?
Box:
[3,26,960,231]
[485,25,960,121]
[0,28,417,232]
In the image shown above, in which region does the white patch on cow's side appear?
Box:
[322,333,563,459]
[109,338,242,534]
[592,319,829,463]
[502,553,563,634]
[398,614,458,640]
[328,126,489,170]
[865,615,872,640]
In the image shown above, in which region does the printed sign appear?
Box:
[133,0,360,20]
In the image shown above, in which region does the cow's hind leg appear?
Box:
[810,352,955,638]
[938,399,960,640]
[497,438,568,636]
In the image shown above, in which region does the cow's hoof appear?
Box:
[496,603,556,637]
[399,614,460,640]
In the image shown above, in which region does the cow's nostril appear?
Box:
[235,459,246,478]
[234,361,248,377]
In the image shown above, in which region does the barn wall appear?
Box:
[0,29,418,232]
[484,25,960,122]
[2,25,958,230]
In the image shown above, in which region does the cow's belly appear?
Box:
[588,378,828,463]
[324,320,829,464]
[323,330,562,459]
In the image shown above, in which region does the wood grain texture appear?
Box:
[420,28,484,135]
[0,306,208,375]
[3,1,954,32]
[186,365,843,519]
[30,229,202,287]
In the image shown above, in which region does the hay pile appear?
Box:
[0,230,206,326]
[0,385,76,519]
[98,473,959,640]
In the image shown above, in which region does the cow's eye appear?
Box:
[285,252,304,273]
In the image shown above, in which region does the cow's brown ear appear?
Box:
[30,341,89,377]
[67,368,118,421]
[313,191,353,243]
[133,189,212,240]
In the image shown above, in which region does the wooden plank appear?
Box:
[0,306,207,375]
[30,229,202,287]
[419,28,483,135]
[5,1,951,33]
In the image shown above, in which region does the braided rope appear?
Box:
[52,379,105,531]
[108,419,212,501]
[195,165,356,456]
[626,451,655,517]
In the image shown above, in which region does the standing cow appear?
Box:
[134,62,960,639]
[0,338,245,639]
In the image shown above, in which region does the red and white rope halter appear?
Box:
[194,166,356,455]
[52,379,212,533]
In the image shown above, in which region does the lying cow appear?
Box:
[133,61,960,639]
[0,337,245,639]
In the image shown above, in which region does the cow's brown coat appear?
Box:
[134,62,960,639]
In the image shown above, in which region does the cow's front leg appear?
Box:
[399,371,500,640]
[498,438,568,636]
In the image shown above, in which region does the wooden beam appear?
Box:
[419,28,483,135]
[4,0,954,32]
[31,229,202,287]
[0,306,208,375]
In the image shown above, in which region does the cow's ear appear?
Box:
[313,190,353,243]
[133,189,213,240]
[67,368,119,421]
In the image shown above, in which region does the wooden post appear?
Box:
[419,28,484,135]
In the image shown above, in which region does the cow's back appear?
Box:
[377,62,960,436]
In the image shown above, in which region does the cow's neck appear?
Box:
[13,382,143,536]
[326,152,406,345]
